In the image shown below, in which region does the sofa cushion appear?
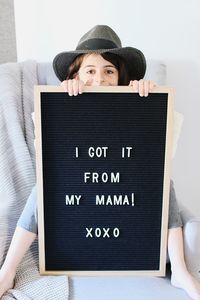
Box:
[37,62,60,85]
[70,273,191,300]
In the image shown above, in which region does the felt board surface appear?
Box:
[35,86,173,275]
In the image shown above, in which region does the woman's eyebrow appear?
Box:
[83,65,116,68]
[104,65,116,68]
[83,65,95,68]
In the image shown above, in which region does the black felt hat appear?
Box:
[53,25,146,82]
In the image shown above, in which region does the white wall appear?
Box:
[14,0,200,215]
[0,0,17,63]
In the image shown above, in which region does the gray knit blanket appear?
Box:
[0,61,69,299]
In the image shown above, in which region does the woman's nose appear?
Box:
[94,72,105,85]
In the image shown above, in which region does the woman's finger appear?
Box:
[72,79,79,96]
[61,80,68,93]
[129,80,139,92]
[138,79,144,97]
[78,80,84,94]
[144,80,150,97]
[67,80,73,96]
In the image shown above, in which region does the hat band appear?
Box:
[76,38,118,51]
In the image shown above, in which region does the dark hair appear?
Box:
[67,52,130,85]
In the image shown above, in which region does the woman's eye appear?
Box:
[86,70,95,74]
[106,69,114,74]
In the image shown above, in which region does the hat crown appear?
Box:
[76,25,122,50]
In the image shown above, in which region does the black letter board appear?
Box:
[34,86,174,276]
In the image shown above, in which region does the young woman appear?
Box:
[0,25,200,300]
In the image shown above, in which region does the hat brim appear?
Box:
[53,47,146,82]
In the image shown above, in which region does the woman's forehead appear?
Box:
[81,53,115,68]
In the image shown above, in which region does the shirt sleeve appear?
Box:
[17,185,38,234]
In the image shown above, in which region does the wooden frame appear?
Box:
[34,85,174,276]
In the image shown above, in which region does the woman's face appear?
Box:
[76,54,119,86]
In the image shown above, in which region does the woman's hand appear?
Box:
[129,80,156,97]
[61,79,85,96]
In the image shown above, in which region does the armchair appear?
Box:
[0,60,199,300]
